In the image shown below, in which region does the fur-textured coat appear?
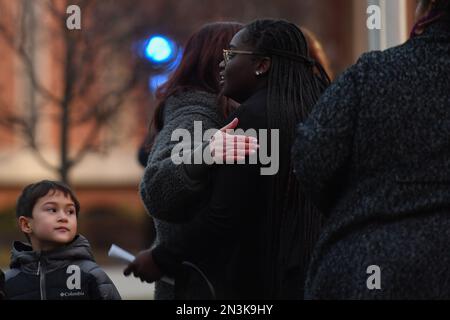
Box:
[293,21,450,299]
[139,90,224,299]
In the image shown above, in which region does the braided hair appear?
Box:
[242,19,330,298]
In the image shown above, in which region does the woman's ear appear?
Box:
[255,57,271,76]
[18,216,33,234]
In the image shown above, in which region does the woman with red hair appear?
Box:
[301,27,334,80]
[131,22,254,300]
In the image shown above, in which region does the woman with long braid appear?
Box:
[126,19,329,299]
[217,19,330,298]
[293,0,450,299]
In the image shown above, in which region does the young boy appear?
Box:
[4,180,121,300]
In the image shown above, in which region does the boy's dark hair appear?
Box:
[16,180,80,219]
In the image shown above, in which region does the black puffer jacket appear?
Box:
[4,235,121,300]
[0,269,5,300]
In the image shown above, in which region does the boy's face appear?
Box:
[19,189,78,251]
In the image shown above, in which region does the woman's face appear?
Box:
[219,28,266,104]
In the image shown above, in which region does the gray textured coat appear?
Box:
[139,90,224,299]
[293,21,450,299]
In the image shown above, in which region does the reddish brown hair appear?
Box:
[301,27,334,80]
[152,22,243,132]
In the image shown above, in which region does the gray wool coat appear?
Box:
[293,21,450,299]
[139,90,224,300]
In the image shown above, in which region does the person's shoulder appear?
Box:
[4,268,21,282]
[335,51,381,82]
[74,259,101,274]
[76,260,112,283]
[72,259,120,299]
[329,50,385,89]
[355,40,414,73]
[164,90,222,121]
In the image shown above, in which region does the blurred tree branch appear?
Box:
[0,0,153,184]
[0,0,344,185]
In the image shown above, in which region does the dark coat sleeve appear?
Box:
[139,106,222,223]
[292,58,364,213]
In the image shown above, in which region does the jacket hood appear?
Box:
[10,235,95,274]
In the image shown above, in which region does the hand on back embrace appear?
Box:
[209,118,259,163]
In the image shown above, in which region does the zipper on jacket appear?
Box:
[38,258,47,300]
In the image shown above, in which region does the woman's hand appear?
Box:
[123,249,163,283]
[210,118,259,162]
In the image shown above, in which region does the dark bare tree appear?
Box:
[0,0,349,184]
[0,0,154,184]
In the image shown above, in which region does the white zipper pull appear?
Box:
[36,261,40,275]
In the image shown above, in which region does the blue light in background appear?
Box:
[148,73,170,93]
[147,48,183,93]
[166,48,183,71]
[145,36,174,63]
[141,34,183,93]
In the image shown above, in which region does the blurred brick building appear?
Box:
[0,0,418,265]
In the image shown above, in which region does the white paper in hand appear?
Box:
[108,244,174,286]
[108,244,135,263]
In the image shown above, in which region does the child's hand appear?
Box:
[123,249,163,283]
